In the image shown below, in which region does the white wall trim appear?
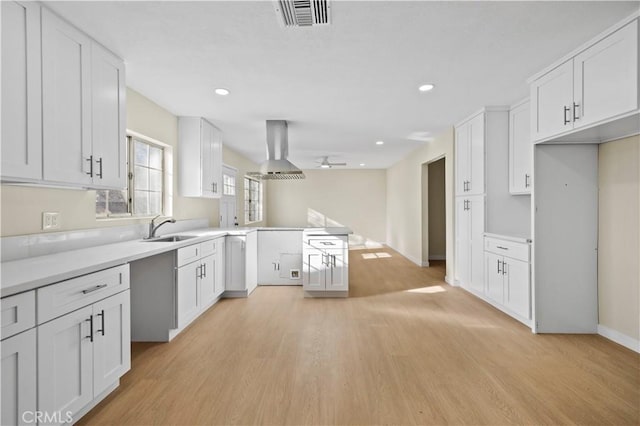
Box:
[386,243,422,267]
[421,261,430,267]
[597,324,640,353]
[444,275,452,285]
[428,255,446,260]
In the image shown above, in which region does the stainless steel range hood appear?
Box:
[247,120,305,180]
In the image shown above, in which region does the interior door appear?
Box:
[92,290,131,396]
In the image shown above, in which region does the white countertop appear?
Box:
[303,227,353,235]
[0,227,254,298]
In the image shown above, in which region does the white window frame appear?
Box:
[244,176,263,224]
[96,130,173,219]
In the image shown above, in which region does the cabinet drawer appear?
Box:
[1,291,36,340]
[177,244,201,267]
[307,237,347,250]
[200,239,218,257]
[37,264,130,324]
[485,238,529,262]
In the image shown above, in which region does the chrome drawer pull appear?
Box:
[320,241,335,245]
[496,246,509,250]
[82,284,108,294]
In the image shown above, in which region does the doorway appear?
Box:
[421,157,446,267]
[220,165,238,228]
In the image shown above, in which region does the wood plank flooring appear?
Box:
[79,247,639,425]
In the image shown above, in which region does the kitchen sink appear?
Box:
[143,235,196,242]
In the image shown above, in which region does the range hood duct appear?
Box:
[248,120,305,180]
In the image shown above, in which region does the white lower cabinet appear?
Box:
[257,230,303,285]
[38,289,131,425]
[176,260,201,329]
[1,328,37,426]
[302,234,349,295]
[225,232,258,297]
[484,235,531,325]
[454,195,485,293]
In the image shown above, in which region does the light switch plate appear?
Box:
[42,212,60,230]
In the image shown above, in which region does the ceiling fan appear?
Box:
[317,156,347,168]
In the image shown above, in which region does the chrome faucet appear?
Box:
[147,215,176,239]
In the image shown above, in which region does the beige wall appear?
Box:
[266,169,386,246]
[427,157,446,260]
[387,128,455,282]
[222,146,267,227]
[0,88,263,236]
[598,135,640,341]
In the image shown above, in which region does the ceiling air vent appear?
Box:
[275,0,331,27]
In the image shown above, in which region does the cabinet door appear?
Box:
[326,249,348,291]
[257,231,280,284]
[1,329,37,426]
[484,252,504,303]
[42,7,93,186]
[467,113,485,195]
[200,255,216,306]
[509,101,532,194]
[303,248,325,290]
[93,290,131,396]
[1,1,42,181]
[38,305,94,423]
[91,42,126,189]
[176,262,200,328]
[469,196,486,294]
[211,125,223,197]
[454,124,469,195]
[201,120,215,198]
[454,198,470,287]
[531,60,574,141]
[574,20,638,128]
[225,236,246,291]
[215,239,226,297]
[504,258,530,319]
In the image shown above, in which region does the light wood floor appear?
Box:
[79,247,639,425]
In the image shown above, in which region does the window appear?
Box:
[223,173,236,196]
[96,134,172,218]
[244,176,263,223]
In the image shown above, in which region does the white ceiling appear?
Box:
[46,1,639,169]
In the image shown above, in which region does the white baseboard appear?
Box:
[422,261,429,267]
[385,243,422,267]
[597,324,640,353]
[428,255,446,260]
[444,275,452,285]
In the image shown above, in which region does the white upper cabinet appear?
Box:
[1,1,42,182]
[455,112,484,196]
[2,4,126,189]
[530,16,639,143]
[42,7,93,187]
[573,19,638,128]
[91,42,127,189]
[178,117,223,198]
[509,99,532,194]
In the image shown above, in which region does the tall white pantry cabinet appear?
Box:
[1,1,127,189]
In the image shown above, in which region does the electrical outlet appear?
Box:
[42,212,60,230]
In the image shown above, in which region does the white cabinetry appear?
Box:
[454,196,485,294]
[225,232,258,297]
[302,234,349,296]
[484,235,531,324]
[1,291,37,426]
[257,230,303,285]
[41,8,126,189]
[509,99,532,194]
[530,18,638,143]
[1,1,42,182]
[37,265,131,425]
[178,117,223,198]
[455,113,485,196]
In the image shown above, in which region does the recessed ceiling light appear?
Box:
[375,141,384,145]
[418,84,435,92]
[360,163,365,167]
[214,88,230,96]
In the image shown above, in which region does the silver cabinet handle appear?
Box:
[96,310,105,336]
[196,264,202,279]
[85,316,94,342]
[573,102,580,121]
[497,259,501,274]
[496,246,508,250]
[82,284,107,294]
[563,106,571,125]
[86,155,94,177]
[525,174,530,188]
[502,261,508,276]
[96,157,103,179]
[332,255,336,268]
